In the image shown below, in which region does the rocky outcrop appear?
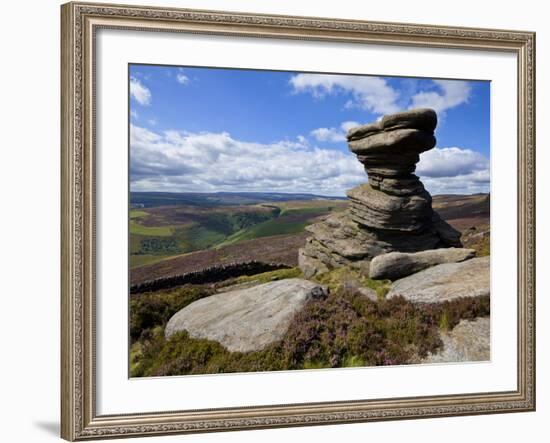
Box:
[369,248,476,280]
[422,317,490,363]
[386,256,490,303]
[299,108,462,278]
[165,279,327,352]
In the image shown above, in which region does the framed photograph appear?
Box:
[61,1,536,440]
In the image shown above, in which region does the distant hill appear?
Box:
[129,192,490,282]
[130,191,346,208]
[432,193,490,221]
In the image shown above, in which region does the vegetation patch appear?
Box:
[233,267,302,285]
[130,254,172,268]
[465,231,490,257]
[216,206,339,247]
[130,210,149,219]
[313,267,391,299]
[130,232,309,286]
[130,285,215,342]
[130,281,490,377]
[130,220,174,237]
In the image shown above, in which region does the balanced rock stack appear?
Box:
[299,108,462,278]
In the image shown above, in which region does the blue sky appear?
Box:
[129,64,490,196]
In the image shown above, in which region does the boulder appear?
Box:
[165,279,327,352]
[386,256,489,303]
[305,213,376,259]
[381,107,437,132]
[298,249,329,279]
[422,317,490,363]
[348,128,436,155]
[347,121,381,141]
[369,248,476,280]
[432,212,463,247]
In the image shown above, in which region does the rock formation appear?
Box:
[299,108,462,278]
[421,317,490,363]
[165,279,327,352]
[369,247,476,280]
[386,256,490,303]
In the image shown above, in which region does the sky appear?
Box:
[129,64,490,196]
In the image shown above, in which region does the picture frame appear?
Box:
[61,1,536,440]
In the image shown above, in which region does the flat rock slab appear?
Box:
[369,247,476,280]
[347,109,437,141]
[386,256,489,303]
[165,279,326,352]
[422,317,490,363]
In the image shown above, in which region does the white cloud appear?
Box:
[417,147,489,178]
[340,121,361,133]
[131,125,488,196]
[417,147,489,194]
[176,72,189,85]
[310,127,346,143]
[290,74,400,115]
[410,80,471,114]
[130,109,138,120]
[130,125,365,196]
[130,77,151,106]
[296,135,308,145]
[421,171,489,195]
[310,121,361,143]
[290,74,473,117]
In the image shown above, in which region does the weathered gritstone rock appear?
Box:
[299,108,462,278]
[386,256,490,303]
[421,317,490,363]
[347,184,433,232]
[369,248,476,280]
[165,278,327,352]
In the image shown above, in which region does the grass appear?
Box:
[313,267,392,299]
[130,220,174,237]
[130,275,490,377]
[130,231,309,285]
[341,355,366,367]
[473,236,490,257]
[130,282,490,377]
[182,224,228,251]
[129,204,284,267]
[215,207,335,247]
[233,267,302,284]
[129,201,344,270]
[130,341,144,374]
[363,278,392,299]
[278,205,341,216]
[130,285,215,342]
[217,218,307,247]
[130,210,149,219]
[274,200,348,213]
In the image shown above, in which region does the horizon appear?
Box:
[129,190,489,198]
[129,65,490,196]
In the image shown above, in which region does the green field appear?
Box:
[130,210,149,219]
[130,220,174,237]
[129,199,347,269]
[216,208,324,247]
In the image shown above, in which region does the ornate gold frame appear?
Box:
[61,2,536,440]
